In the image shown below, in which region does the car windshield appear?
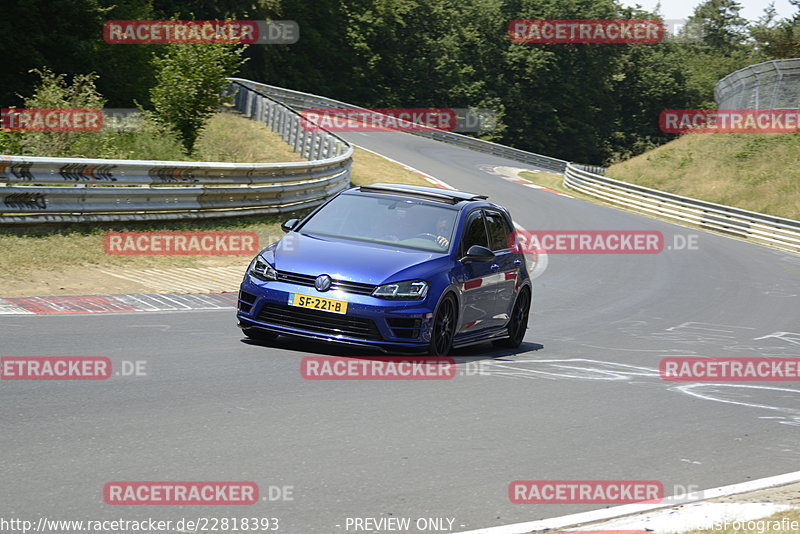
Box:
[298,193,458,253]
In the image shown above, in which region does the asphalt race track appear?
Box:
[2,129,799,533]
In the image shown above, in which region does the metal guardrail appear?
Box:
[0,81,353,224]
[6,75,796,255]
[715,58,800,110]
[571,163,607,176]
[228,78,569,173]
[564,163,800,253]
[229,80,800,253]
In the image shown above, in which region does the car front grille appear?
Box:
[238,290,257,313]
[257,303,382,341]
[386,317,422,339]
[275,270,377,296]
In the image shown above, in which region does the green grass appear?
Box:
[516,170,570,193]
[607,132,800,220]
[0,143,431,277]
[0,112,435,296]
[192,110,304,163]
[350,147,432,188]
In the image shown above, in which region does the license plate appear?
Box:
[289,294,348,314]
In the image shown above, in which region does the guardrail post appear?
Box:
[233,86,242,111]
[318,137,326,159]
[292,119,302,152]
[311,134,321,160]
[254,94,262,124]
[244,90,252,118]
[307,133,315,160]
[326,137,334,159]
[277,108,286,141]
[288,116,297,151]
[257,93,264,122]
[299,128,308,158]
[266,100,275,129]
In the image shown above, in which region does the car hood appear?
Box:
[267,232,445,285]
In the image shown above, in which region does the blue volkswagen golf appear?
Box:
[237,183,532,355]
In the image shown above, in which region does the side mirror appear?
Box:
[281,218,299,233]
[460,245,495,263]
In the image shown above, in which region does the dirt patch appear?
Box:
[713,481,800,506]
[0,256,247,297]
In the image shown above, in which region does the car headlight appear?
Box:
[249,255,277,281]
[372,280,429,300]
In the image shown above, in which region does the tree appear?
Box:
[148,44,248,153]
[750,1,800,58]
[0,0,104,107]
[685,0,748,55]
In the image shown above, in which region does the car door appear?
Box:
[484,209,520,326]
[454,209,498,335]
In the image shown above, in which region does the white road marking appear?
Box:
[569,502,792,533]
[0,299,36,315]
[113,293,235,311]
[352,144,457,189]
[478,358,800,425]
[454,470,800,534]
[677,383,800,424]
[478,164,575,198]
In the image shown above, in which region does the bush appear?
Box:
[0,68,105,157]
[69,117,187,160]
[148,44,248,154]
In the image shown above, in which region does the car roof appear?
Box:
[355,183,488,206]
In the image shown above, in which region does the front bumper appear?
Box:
[237,275,436,351]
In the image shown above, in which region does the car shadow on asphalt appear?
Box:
[450,341,544,365]
[240,335,544,365]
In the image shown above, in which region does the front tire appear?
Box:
[428,294,456,356]
[493,287,530,349]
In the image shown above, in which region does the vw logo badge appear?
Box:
[315,274,332,292]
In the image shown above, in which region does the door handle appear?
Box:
[491,264,500,271]
[513,259,522,266]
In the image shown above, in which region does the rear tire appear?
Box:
[493,288,530,349]
[428,294,456,356]
[242,327,279,342]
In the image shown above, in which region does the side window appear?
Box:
[461,211,488,254]
[485,211,512,251]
